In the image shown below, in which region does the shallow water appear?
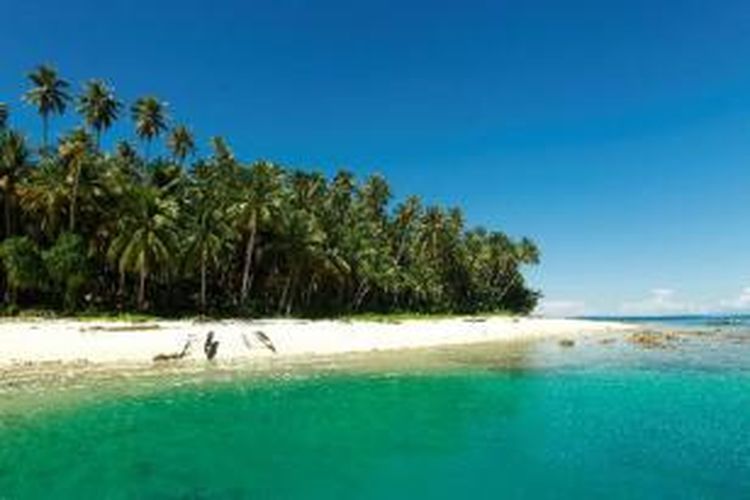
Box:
[0,318,749,499]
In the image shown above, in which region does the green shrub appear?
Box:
[0,236,46,303]
[43,232,89,311]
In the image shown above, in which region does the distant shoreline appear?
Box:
[0,316,633,368]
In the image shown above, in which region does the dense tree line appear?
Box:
[0,65,540,317]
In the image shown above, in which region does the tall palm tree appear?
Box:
[392,195,422,264]
[0,131,30,237]
[183,181,231,312]
[131,96,168,161]
[23,64,70,151]
[57,128,93,232]
[273,207,328,315]
[420,206,447,260]
[167,125,195,166]
[0,103,8,130]
[230,161,283,304]
[107,185,179,310]
[77,80,121,150]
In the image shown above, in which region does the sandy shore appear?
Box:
[0,317,632,367]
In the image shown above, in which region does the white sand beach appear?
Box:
[0,317,632,367]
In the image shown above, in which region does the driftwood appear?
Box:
[241,330,277,353]
[254,330,277,353]
[86,324,161,333]
[204,331,220,361]
[153,338,193,362]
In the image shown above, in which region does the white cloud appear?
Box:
[535,299,586,318]
[539,288,750,318]
[718,287,750,311]
[619,288,699,315]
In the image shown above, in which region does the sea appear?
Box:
[0,315,748,499]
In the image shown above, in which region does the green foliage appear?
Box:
[0,236,46,302]
[42,233,89,311]
[0,130,30,237]
[167,125,195,164]
[107,184,180,311]
[23,64,70,149]
[0,63,542,317]
[131,96,169,158]
[77,80,121,147]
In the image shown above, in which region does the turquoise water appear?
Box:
[1,319,749,499]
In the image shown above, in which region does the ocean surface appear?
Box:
[0,316,748,499]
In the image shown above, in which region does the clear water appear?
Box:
[0,317,748,499]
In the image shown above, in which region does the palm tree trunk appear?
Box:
[117,270,126,305]
[42,114,49,153]
[200,250,207,313]
[240,211,257,304]
[304,279,315,308]
[3,186,12,238]
[138,263,148,311]
[285,271,299,316]
[278,275,292,316]
[395,229,410,265]
[496,272,520,305]
[353,281,370,311]
[69,160,81,231]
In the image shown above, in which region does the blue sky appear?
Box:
[2,0,750,315]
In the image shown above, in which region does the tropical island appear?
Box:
[0,65,541,318]
[0,65,631,367]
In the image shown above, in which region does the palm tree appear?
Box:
[17,159,68,238]
[273,208,328,315]
[517,237,540,265]
[115,140,138,162]
[392,195,422,264]
[167,125,195,166]
[360,174,391,220]
[494,236,540,305]
[323,170,356,250]
[23,64,70,151]
[183,181,231,312]
[420,206,446,260]
[0,131,30,237]
[131,96,168,160]
[0,103,8,130]
[58,128,93,232]
[230,161,283,304]
[107,185,179,310]
[77,80,121,150]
